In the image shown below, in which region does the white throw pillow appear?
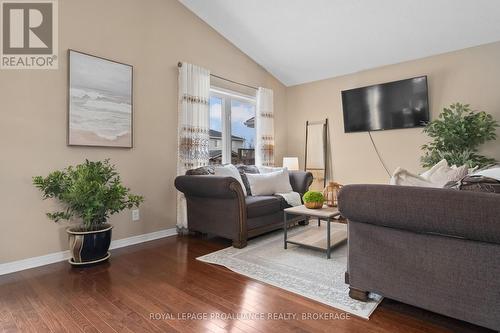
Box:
[450,164,476,172]
[390,167,440,188]
[428,164,468,186]
[473,166,500,181]
[467,166,479,174]
[246,170,293,196]
[419,159,469,187]
[420,159,448,179]
[258,166,285,174]
[214,164,247,196]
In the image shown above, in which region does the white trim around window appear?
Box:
[210,87,256,103]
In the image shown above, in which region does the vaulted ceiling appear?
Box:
[180,0,500,86]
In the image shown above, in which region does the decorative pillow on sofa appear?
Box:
[473,165,500,181]
[258,166,284,174]
[418,159,469,187]
[390,167,440,188]
[419,159,448,179]
[445,175,500,193]
[185,165,215,175]
[426,164,468,187]
[246,169,293,196]
[214,164,247,196]
[236,165,260,196]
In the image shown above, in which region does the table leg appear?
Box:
[317,217,320,227]
[284,211,288,249]
[327,217,331,259]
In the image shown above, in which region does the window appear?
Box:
[209,87,256,165]
[209,96,223,164]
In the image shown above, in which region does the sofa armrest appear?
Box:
[338,184,500,244]
[289,171,313,196]
[175,175,245,199]
[175,175,247,248]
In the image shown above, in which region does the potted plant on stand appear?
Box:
[33,159,143,266]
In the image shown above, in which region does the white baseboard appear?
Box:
[109,228,177,250]
[0,227,177,276]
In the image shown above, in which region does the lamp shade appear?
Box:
[282,157,299,171]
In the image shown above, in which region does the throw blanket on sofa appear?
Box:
[275,191,302,207]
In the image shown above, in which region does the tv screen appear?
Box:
[341,76,429,133]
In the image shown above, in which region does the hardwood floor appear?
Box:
[0,235,494,333]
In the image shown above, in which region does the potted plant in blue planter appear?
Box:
[33,159,143,266]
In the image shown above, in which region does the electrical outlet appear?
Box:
[132,209,140,221]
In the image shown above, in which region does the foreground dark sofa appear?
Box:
[339,184,500,331]
[175,166,313,248]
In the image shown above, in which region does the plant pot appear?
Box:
[67,224,112,265]
[304,201,323,209]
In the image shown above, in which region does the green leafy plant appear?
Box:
[421,103,498,168]
[33,159,143,231]
[303,191,325,203]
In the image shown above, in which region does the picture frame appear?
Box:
[68,50,133,148]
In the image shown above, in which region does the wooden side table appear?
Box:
[284,205,347,259]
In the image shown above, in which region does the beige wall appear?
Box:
[286,41,500,185]
[3,1,500,264]
[0,0,287,263]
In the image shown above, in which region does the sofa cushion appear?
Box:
[246,196,282,218]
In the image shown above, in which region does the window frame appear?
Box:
[209,87,256,165]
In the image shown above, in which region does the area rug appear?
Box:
[197,225,382,319]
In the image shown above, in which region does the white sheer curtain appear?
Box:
[176,62,210,231]
[255,87,275,166]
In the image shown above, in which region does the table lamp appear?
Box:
[282,157,299,171]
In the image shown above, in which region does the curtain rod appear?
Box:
[178,62,258,91]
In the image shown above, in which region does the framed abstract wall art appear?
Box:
[68,50,133,148]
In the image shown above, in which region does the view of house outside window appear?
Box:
[209,91,256,165]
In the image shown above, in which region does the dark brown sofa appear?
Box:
[339,184,500,331]
[175,166,313,248]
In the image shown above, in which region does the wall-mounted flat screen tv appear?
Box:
[341,76,429,133]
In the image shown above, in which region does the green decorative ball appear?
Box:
[302,191,324,203]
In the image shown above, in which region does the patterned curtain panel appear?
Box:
[176,62,210,231]
[255,87,275,166]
